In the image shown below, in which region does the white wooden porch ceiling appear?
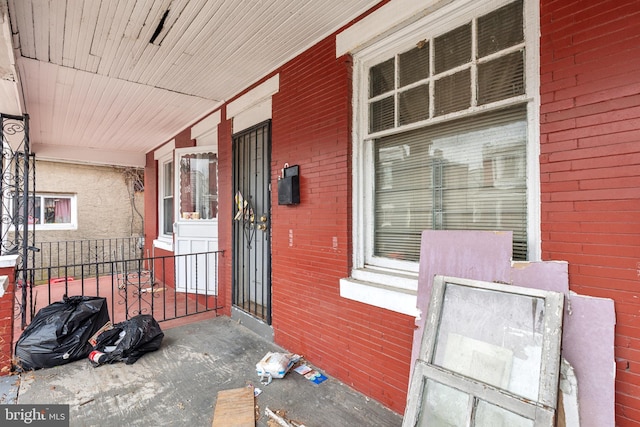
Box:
[1,0,379,166]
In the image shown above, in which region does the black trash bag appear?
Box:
[90,314,164,366]
[14,295,111,371]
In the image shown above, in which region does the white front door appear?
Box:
[174,146,218,294]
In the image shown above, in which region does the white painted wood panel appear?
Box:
[4,0,379,165]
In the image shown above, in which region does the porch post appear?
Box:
[0,255,18,375]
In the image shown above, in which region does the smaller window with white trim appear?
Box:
[28,194,77,230]
[159,156,174,238]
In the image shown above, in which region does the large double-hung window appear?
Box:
[347,0,538,312]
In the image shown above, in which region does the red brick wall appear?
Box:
[540,0,640,425]
[269,36,414,414]
[143,151,157,258]
[175,128,195,149]
[0,269,16,375]
[217,113,232,317]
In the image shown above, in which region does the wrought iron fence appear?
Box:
[16,249,224,326]
[1,113,35,329]
[30,237,144,283]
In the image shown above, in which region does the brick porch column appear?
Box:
[0,255,19,375]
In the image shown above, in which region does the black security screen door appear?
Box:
[232,120,272,324]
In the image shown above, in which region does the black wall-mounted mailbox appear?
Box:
[278,165,300,205]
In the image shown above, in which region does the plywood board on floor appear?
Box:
[211,387,255,427]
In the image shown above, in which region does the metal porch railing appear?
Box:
[16,248,224,327]
[30,237,144,283]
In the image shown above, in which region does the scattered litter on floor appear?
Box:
[256,352,301,385]
[212,387,255,427]
[265,407,306,427]
[293,364,328,385]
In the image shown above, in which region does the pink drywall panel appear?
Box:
[510,261,569,294]
[414,230,614,427]
[414,230,513,367]
[562,294,615,427]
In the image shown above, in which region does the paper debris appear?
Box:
[294,364,327,385]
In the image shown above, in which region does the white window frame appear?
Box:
[28,193,78,231]
[403,275,563,426]
[341,0,540,315]
[155,150,174,251]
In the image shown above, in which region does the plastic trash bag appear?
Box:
[14,296,111,371]
[90,314,164,366]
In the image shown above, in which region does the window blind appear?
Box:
[374,106,527,261]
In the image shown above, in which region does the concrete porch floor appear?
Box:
[5,316,403,427]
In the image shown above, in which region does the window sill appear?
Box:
[153,238,173,252]
[340,267,419,317]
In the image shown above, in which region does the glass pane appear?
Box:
[43,197,70,224]
[374,132,433,261]
[434,69,470,116]
[474,400,534,427]
[29,196,40,224]
[399,44,430,87]
[163,197,173,235]
[433,283,545,401]
[417,379,471,427]
[163,161,173,197]
[179,153,217,219]
[478,0,524,58]
[374,107,527,262]
[369,58,395,98]
[478,50,525,105]
[369,96,395,133]
[399,84,429,126]
[434,23,471,74]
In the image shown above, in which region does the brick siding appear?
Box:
[142,0,640,420]
[540,0,640,425]
[268,36,414,413]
